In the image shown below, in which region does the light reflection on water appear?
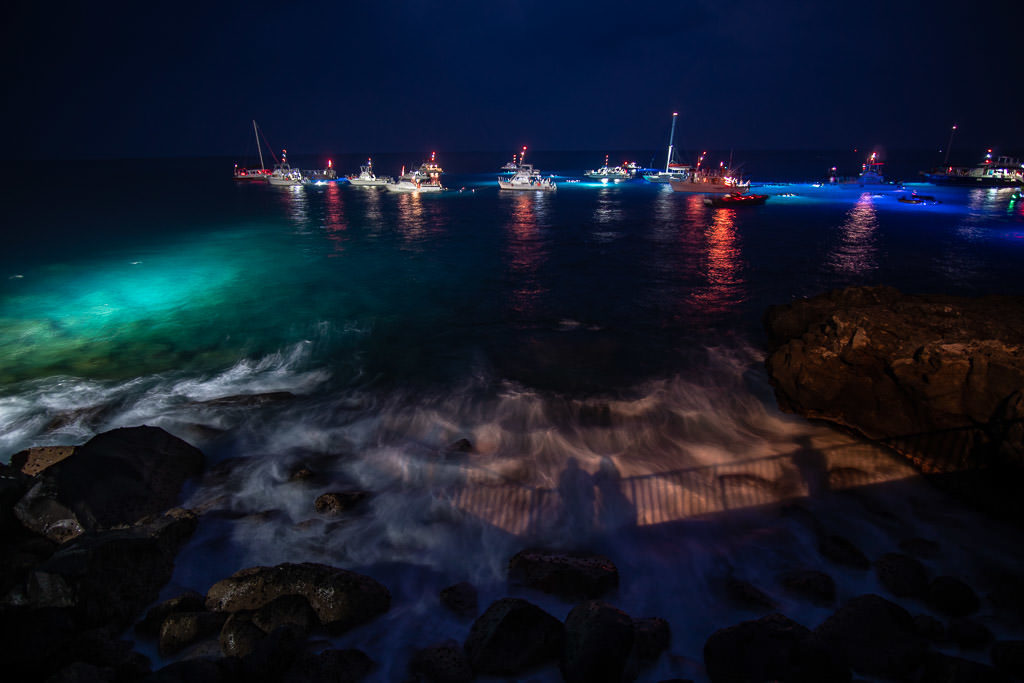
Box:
[321,183,347,255]
[828,191,878,276]
[690,205,745,315]
[503,191,548,317]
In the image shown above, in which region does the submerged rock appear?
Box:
[136,590,207,637]
[158,611,227,656]
[314,491,370,515]
[463,597,565,676]
[560,600,635,683]
[508,548,619,600]
[439,581,477,618]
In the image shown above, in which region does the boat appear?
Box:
[703,193,768,207]
[898,191,940,205]
[669,158,749,193]
[921,150,1024,187]
[497,147,556,192]
[858,152,886,185]
[500,152,520,173]
[266,149,308,186]
[233,120,272,180]
[385,152,445,193]
[643,112,692,183]
[585,155,632,181]
[308,160,340,184]
[347,158,393,187]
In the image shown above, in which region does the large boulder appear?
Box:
[204,562,390,634]
[814,594,927,680]
[764,287,1024,469]
[560,600,635,683]
[508,548,619,600]
[875,552,929,599]
[463,597,565,676]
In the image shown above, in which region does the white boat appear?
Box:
[500,152,520,173]
[497,148,556,191]
[858,152,885,185]
[266,149,308,186]
[585,155,631,181]
[347,158,393,187]
[669,167,749,194]
[643,113,691,183]
[233,120,271,181]
[385,153,444,193]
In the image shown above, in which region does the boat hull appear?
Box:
[267,177,306,187]
[386,182,443,193]
[348,178,392,187]
[669,180,748,194]
[498,181,556,191]
[922,173,1023,187]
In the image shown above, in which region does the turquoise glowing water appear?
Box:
[3,154,1024,679]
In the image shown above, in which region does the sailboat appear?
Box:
[643,112,691,183]
[233,120,272,180]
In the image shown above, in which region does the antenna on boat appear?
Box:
[943,124,957,168]
[521,145,527,164]
[253,120,265,171]
[666,112,678,173]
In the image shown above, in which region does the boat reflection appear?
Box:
[828,192,878,276]
[689,205,745,315]
[321,182,347,255]
[276,184,309,230]
[503,192,549,318]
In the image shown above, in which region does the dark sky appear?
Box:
[4,0,1021,159]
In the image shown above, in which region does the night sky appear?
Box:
[4,0,1021,160]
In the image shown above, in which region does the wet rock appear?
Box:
[463,597,565,676]
[136,590,206,637]
[632,616,671,662]
[439,581,477,618]
[158,611,227,656]
[13,478,85,543]
[704,613,850,683]
[814,594,927,680]
[287,466,317,483]
[205,562,390,634]
[283,648,374,683]
[913,614,947,643]
[911,652,1011,683]
[219,611,265,658]
[928,576,980,617]
[778,569,837,606]
[314,491,370,515]
[991,640,1024,679]
[507,548,619,600]
[560,600,635,683]
[409,639,473,683]
[898,537,941,559]
[723,577,778,612]
[252,594,318,636]
[946,617,993,649]
[236,624,303,683]
[10,445,77,476]
[875,552,929,598]
[446,438,474,453]
[817,534,870,569]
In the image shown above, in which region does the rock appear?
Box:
[463,597,565,676]
[142,658,238,683]
[875,552,929,598]
[560,600,635,683]
[817,534,870,569]
[10,445,77,476]
[911,652,1011,683]
[913,614,947,643]
[946,617,993,649]
[764,287,1024,469]
[0,605,79,679]
[283,648,374,683]
[158,611,227,656]
[778,569,837,606]
[136,590,207,637]
[507,548,619,600]
[219,611,265,658]
[13,478,85,543]
[439,581,477,618]
[989,575,1024,625]
[251,594,318,636]
[45,661,114,682]
[409,639,473,683]
[446,438,474,454]
[205,562,390,634]
[814,594,927,680]
[704,613,849,683]
[314,491,370,515]
[991,640,1024,679]
[928,576,980,617]
[287,467,317,483]
[236,624,303,683]
[723,577,778,612]
[632,617,671,662]
[898,537,941,559]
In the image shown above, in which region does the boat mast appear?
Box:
[665,112,678,173]
[253,120,265,171]
[943,124,957,169]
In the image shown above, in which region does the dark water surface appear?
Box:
[2,153,1023,679]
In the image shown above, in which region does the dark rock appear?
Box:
[814,594,927,679]
[913,614,947,642]
[898,537,941,559]
[283,648,374,683]
[62,628,151,682]
[237,624,303,683]
[632,617,671,662]
[142,657,239,683]
[287,467,316,483]
[704,613,850,683]
[928,576,980,617]
[946,617,993,649]
[875,552,929,598]
[45,661,114,682]
[0,606,78,679]
[463,597,565,675]
[14,478,85,543]
[0,535,57,598]
[991,640,1024,679]
[446,438,474,453]
[723,577,778,612]
[508,548,619,600]
[314,491,370,515]
[988,576,1024,624]
[439,581,477,618]
[409,639,473,683]
[205,562,390,634]
[560,600,635,683]
[136,590,207,637]
[778,569,836,607]
[911,652,1011,683]
[252,594,318,636]
[817,534,870,569]
[158,611,227,657]
[219,611,265,658]
[10,445,77,476]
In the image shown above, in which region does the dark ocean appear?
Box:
[3,151,1023,679]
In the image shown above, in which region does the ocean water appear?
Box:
[3,152,1024,679]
